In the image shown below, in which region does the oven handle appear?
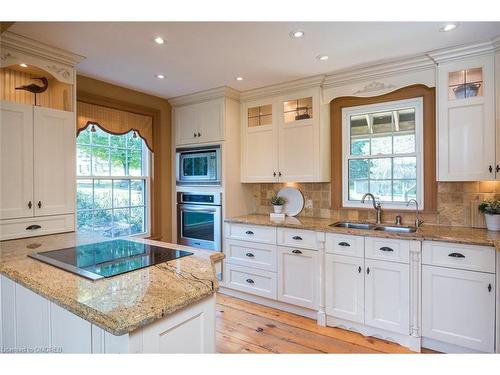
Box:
[179,205,219,213]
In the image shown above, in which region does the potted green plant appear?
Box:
[270,195,286,214]
[478,200,500,231]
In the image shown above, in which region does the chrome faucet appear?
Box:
[361,193,382,224]
[407,199,424,227]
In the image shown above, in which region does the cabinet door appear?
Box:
[325,254,364,323]
[437,54,496,181]
[0,101,34,219]
[196,99,224,143]
[174,104,198,145]
[422,265,495,352]
[278,90,320,182]
[50,302,92,353]
[277,246,319,309]
[16,283,50,349]
[364,259,410,335]
[241,100,279,182]
[33,107,75,216]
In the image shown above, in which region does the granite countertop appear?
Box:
[0,233,224,336]
[225,214,500,249]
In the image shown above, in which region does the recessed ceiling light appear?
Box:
[290,30,305,38]
[154,36,165,45]
[155,74,165,79]
[316,55,329,61]
[235,76,244,81]
[440,23,458,32]
[19,63,28,68]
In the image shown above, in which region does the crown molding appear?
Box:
[492,35,500,52]
[1,31,85,66]
[323,55,435,89]
[239,75,325,102]
[168,86,240,107]
[427,38,498,63]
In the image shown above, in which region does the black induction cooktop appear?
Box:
[29,239,193,281]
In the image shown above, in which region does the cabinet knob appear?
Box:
[26,225,41,230]
[338,242,350,247]
[488,283,492,293]
[273,172,277,177]
[358,266,362,273]
[28,201,32,209]
[246,278,255,284]
[448,252,465,258]
[292,249,302,254]
[496,165,499,173]
[366,267,370,275]
[198,132,201,137]
[278,171,282,177]
[194,132,197,138]
[37,201,42,209]
[245,252,255,258]
[292,236,302,241]
[489,165,493,173]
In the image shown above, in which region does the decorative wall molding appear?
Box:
[168,86,240,107]
[427,37,499,63]
[352,81,397,95]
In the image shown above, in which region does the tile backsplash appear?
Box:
[251,181,500,228]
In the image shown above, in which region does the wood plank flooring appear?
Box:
[216,294,437,354]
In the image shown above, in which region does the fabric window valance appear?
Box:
[77,101,154,152]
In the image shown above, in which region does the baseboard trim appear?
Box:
[421,337,490,354]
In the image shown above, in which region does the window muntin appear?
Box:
[343,98,423,209]
[76,126,149,238]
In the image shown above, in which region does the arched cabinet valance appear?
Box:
[77,101,154,152]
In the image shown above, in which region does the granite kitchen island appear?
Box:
[0,233,223,353]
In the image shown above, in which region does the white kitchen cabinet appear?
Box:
[277,246,320,309]
[325,254,364,323]
[0,102,75,240]
[174,98,224,146]
[240,87,329,182]
[0,101,34,220]
[437,54,496,181]
[33,106,75,216]
[422,265,495,352]
[364,259,410,335]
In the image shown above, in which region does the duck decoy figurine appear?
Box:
[15,77,49,106]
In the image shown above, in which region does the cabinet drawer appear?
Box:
[0,214,75,241]
[225,239,277,272]
[325,233,364,257]
[225,223,276,244]
[225,263,277,300]
[422,241,495,273]
[364,237,410,264]
[277,228,320,250]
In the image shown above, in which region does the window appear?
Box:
[342,98,423,209]
[76,126,149,238]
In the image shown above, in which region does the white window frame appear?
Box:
[342,97,424,210]
[76,131,151,239]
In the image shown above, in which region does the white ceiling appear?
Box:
[9,22,500,99]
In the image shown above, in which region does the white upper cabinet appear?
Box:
[174,98,224,146]
[0,101,34,220]
[33,106,75,216]
[437,54,496,181]
[241,87,330,182]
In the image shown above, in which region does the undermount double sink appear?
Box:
[330,221,417,233]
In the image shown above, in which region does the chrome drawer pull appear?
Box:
[380,247,394,252]
[26,225,41,230]
[245,230,254,235]
[292,249,302,254]
[292,236,303,240]
[246,278,254,284]
[448,252,465,258]
[245,253,255,258]
[338,242,350,247]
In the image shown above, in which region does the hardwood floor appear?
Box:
[216,294,437,354]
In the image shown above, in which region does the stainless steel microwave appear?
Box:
[176,145,221,185]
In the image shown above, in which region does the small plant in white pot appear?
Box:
[479,200,500,231]
[270,195,286,214]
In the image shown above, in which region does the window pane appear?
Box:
[110,148,127,176]
[397,108,415,132]
[128,149,142,176]
[113,208,130,237]
[92,146,110,176]
[393,157,417,179]
[350,115,369,136]
[91,127,109,146]
[349,179,368,201]
[77,180,93,210]
[94,180,112,209]
[393,134,415,154]
[371,136,392,155]
[130,207,145,235]
[93,209,113,238]
[77,145,91,176]
[351,139,369,155]
[110,133,127,148]
[113,180,130,208]
[393,180,417,202]
[131,180,145,206]
[128,133,142,149]
[349,159,370,201]
[372,112,392,134]
[370,158,391,179]
[77,128,91,145]
[370,180,392,201]
[77,210,93,234]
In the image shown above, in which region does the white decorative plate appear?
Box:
[277,187,304,217]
